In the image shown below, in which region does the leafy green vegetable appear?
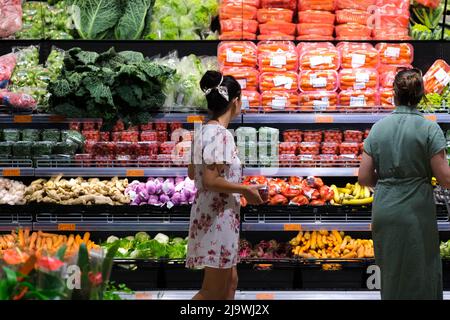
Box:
[419,93,443,111]
[440,240,450,259]
[115,0,153,40]
[411,2,444,30]
[70,0,123,39]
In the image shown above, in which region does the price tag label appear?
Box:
[351,53,366,68]
[434,68,450,86]
[311,77,327,88]
[270,54,287,68]
[226,50,242,63]
[313,99,329,112]
[425,114,437,122]
[271,98,287,110]
[49,115,66,123]
[237,79,247,90]
[13,115,32,123]
[355,72,370,83]
[135,292,153,300]
[350,96,366,107]
[353,82,366,90]
[58,224,76,231]
[187,115,205,123]
[2,168,20,176]
[126,169,145,177]
[384,47,400,59]
[315,115,334,123]
[273,76,288,87]
[256,293,275,300]
[283,224,302,231]
[241,97,250,111]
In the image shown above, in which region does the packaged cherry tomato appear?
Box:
[99,131,110,142]
[257,8,294,23]
[111,132,121,142]
[140,122,153,131]
[338,90,379,112]
[339,68,379,91]
[160,141,176,155]
[92,142,116,157]
[298,10,335,24]
[83,141,96,154]
[279,153,298,166]
[257,41,298,73]
[283,129,302,142]
[338,153,360,165]
[324,130,343,143]
[298,91,338,112]
[154,122,168,131]
[220,18,259,34]
[364,129,370,139]
[260,71,298,92]
[297,23,334,37]
[279,142,298,155]
[83,121,102,131]
[157,131,168,143]
[339,142,360,155]
[298,154,319,167]
[299,142,320,155]
[321,142,339,154]
[137,142,159,158]
[113,120,125,132]
[75,154,92,167]
[170,122,183,132]
[344,130,363,143]
[318,154,339,167]
[82,130,100,142]
[116,142,132,156]
[376,43,414,65]
[338,42,379,69]
[335,23,372,39]
[241,90,261,113]
[299,0,335,11]
[298,42,340,71]
[303,130,322,143]
[218,41,258,68]
[140,131,157,142]
[423,60,450,94]
[221,67,259,91]
[69,122,81,131]
[121,130,139,143]
[261,91,298,112]
[299,70,338,92]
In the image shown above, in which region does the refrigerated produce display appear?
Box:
[1,0,450,301]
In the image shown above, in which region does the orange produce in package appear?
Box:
[297,35,335,40]
[338,42,379,69]
[257,41,299,72]
[335,9,371,25]
[260,71,298,92]
[378,64,412,88]
[219,4,258,20]
[298,10,335,24]
[261,0,297,10]
[218,41,258,67]
[298,0,336,11]
[338,90,379,111]
[241,90,261,112]
[339,68,379,91]
[297,23,334,37]
[299,92,338,112]
[261,91,298,112]
[257,8,294,23]
[336,0,376,10]
[423,60,450,94]
[335,23,372,39]
[299,70,338,92]
[221,0,261,6]
[259,22,296,35]
[379,88,395,110]
[220,31,257,40]
[298,42,340,70]
[376,43,414,65]
[221,67,259,91]
[415,0,441,9]
[258,34,296,40]
[220,19,259,33]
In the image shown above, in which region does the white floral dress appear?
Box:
[186,124,242,269]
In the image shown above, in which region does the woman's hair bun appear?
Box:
[200,71,222,92]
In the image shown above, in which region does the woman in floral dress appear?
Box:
[186,71,264,300]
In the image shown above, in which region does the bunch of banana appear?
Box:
[290,230,374,259]
[329,182,373,206]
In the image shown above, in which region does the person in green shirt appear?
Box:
[359,68,450,300]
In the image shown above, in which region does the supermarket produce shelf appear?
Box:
[243,167,359,176]
[33,167,188,177]
[0,114,102,124]
[151,112,242,124]
[242,113,450,124]
[0,214,33,231]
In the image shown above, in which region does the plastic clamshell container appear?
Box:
[339,142,360,155]
[376,43,414,65]
[140,131,157,142]
[218,41,258,68]
[299,70,338,92]
[321,142,339,154]
[222,67,259,91]
[299,142,320,155]
[299,91,338,112]
[236,127,258,144]
[260,71,298,92]
[279,142,299,154]
[323,129,343,143]
[339,68,379,91]
[303,130,323,143]
[343,130,364,143]
[283,129,302,142]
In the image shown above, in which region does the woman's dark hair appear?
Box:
[393,68,424,107]
[200,71,241,118]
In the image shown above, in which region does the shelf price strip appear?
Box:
[126,169,145,177]
[424,114,437,122]
[315,115,334,123]
[256,293,275,300]
[187,115,205,123]
[2,168,21,177]
[57,224,76,231]
[13,115,32,123]
[283,224,302,231]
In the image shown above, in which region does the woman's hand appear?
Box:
[243,185,265,205]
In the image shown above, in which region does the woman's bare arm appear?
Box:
[202,164,263,205]
[358,152,378,187]
[431,150,450,188]
[188,164,195,180]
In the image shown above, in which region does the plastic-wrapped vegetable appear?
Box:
[22,129,41,142]
[423,60,450,94]
[3,129,20,142]
[2,92,37,112]
[32,141,55,157]
[257,34,295,40]
[378,64,412,88]
[283,129,302,142]
[258,142,279,165]
[339,90,379,111]
[218,42,258,68]
[0,54,17,89]
[237,142,258,164]
[219,31,257,40]
[261,91,298,112]
[298,42,340,70]
[260,71,298,92]
[257,41,298,73]
[257,8,294,23]
[415,0,441,9]
[259,127,280,143]
[221,67,259,91]
[299,92,338,112]
[0,0,22,38]
[220,3,257,20]
[336,0,376,10]
[13,141,32,158]
[241,90,261,112]
[298,0,335,11]
[220,18,259,33]
[42,129,61,142]
[335,9,370,25]
[0,142,12,157]
[380,88,395,110]
[299,70,338,92]
[335,23,372,39]
[259,22,296,36]
[53,141,77,155]
[298,10,335,24]
[376,43,414,65]
[296,35,334,41]
[62,130,85,150]
[261,0,296,10]
[297,23,334,37]
[236,127,258,144]
[338,42,379,69]
[339,69,379,91]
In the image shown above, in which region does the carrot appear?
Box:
[299,0,335,11]
[0,237,6,249]
[257,8,294,23]
[82,232,90,244]
[67,234,74,248]
[219,4,257,20]
[75,235,82,245]
[219,32,257,41]
[259,22,296,35]
[297,23,334,36]
[29,232,37,251]
[298,10,335,24]
[23,229,30,245]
